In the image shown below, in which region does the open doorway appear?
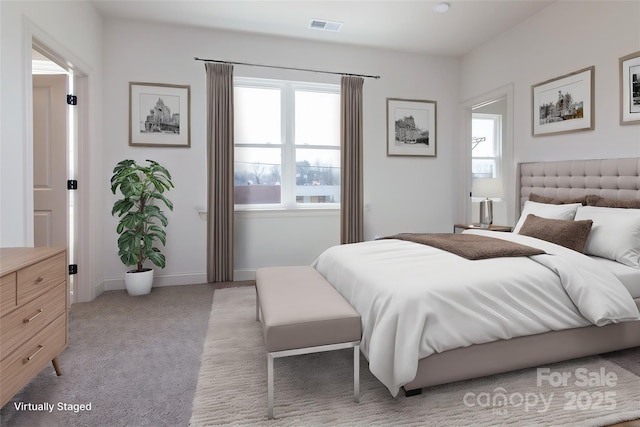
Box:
[32,48,68,248]
[471,99,506,225]
[459,84,514,226]
[30,41,83,303]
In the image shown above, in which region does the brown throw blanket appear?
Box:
[382,233,545,260]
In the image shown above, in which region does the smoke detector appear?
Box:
[433,2,450,13]
[308,19,343,32]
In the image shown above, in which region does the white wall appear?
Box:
[102,18,460,288]
[4,1,638,299]
[1,0,99,244]
[460,1,640,165]
[0,1,104,301]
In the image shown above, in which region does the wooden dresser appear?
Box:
[0,247,68,407]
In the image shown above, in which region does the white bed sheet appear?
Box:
[312,229,639,397]
[590,256,640,298]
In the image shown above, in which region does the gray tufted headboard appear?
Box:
[517,157,640,216]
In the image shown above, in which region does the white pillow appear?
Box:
[513,201,582,233]
[574,206,640,269]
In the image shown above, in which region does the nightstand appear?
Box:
[453,223,513,233]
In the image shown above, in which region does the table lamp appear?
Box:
[472,178,504,228]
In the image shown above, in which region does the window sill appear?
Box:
[234,207,340,219]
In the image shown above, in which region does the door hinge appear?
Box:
[69,264,78,275]
[67,180,78,190]
[67,94,77,105]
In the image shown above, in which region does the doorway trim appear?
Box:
[24,18,93,304]
[458,83,514,225]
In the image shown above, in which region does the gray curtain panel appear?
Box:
[205,63,234,282]
[340,76,365,244]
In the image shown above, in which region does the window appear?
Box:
[471,113,502,179]
[234,78,340,208]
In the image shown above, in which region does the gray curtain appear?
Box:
[340,76,364,244]
[205,63,234,282]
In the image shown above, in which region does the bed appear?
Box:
[312,157,640,397]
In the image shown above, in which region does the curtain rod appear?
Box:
[194,57,380,80]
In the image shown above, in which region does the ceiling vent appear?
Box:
[309,19,343,32]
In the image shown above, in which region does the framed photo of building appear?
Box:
[531,66,594,136]
[129,82,191,147]
[386,98,437,157]
[620,51,640,125]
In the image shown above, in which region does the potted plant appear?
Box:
[110,159,174,295]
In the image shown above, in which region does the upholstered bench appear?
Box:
[255,266,361,419]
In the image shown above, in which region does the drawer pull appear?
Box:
[24,309,44,323]
[26,345,44,362]
[35,276,44,283]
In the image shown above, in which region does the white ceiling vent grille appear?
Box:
[309,19,343,32]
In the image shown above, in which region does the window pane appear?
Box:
[295,148,340,204]
[234,146,281,204]
[471,118,496,157]
[235,86,281,144]
[295,90,339,146]
[472,159,496,179]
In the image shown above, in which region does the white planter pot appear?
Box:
[124,269,154,296]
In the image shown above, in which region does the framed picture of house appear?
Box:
[129,82,191,147]
[531,66,594,136]
[386,98,437,157]
[620,51,640,125]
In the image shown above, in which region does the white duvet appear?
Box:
[311,229,640,397]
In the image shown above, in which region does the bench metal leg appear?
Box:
[266,341,359,419]
[353,345,360,403]
[267,353,274,419]
[255,286,260,321]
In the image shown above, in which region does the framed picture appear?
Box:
[619,51,640,125]
[129,82,191,147]
[531,66,594,136]
[386,98,437,157]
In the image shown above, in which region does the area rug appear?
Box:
[190,287,640,426]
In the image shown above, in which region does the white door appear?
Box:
[33,74,67,248]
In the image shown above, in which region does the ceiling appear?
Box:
[92,0,554,57]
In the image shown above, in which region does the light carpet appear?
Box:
[190,287,640,426]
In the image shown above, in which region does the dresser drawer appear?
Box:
[0,273,17,317]
[0,313,66,406]
[17,252,65,306]
[0,282,66,360]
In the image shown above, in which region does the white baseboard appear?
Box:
[233,269,256,282]
[93,279,105,301]
[98,270,255,299]
[103,272,208,292]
